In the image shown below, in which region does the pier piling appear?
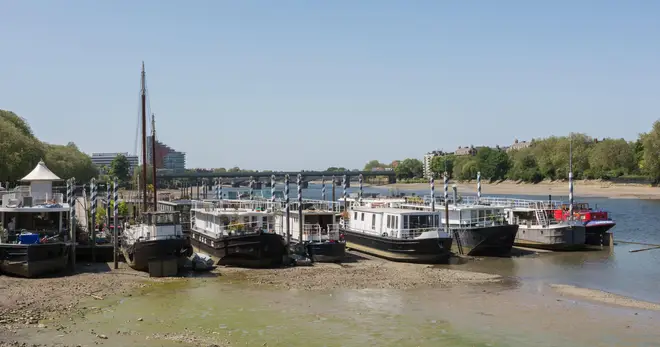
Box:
[113,177,118,269]
[297,173,303,243]
[90,178,97,263]
[284,174,290,244]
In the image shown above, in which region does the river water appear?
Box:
[28,184,660,346]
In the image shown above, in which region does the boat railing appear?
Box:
[451,213,510,227]
[302,223,341,242]
[1,192,65,207]
[193,219,266,239]
[345,226,439,240]
[421,195,565,210]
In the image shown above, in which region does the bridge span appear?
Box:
[155,170,396,184]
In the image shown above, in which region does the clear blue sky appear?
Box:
[2,1,659,170]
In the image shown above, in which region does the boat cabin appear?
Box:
[396,203,508,228]
[0,160,69,243]
[158,200,193,234]
[347,207,446,239]
[191,204,274,240]
[276,209,341,243]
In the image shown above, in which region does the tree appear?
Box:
[508,148,542,182]
[587,138,635,178]
[430,155,454,177]
[110,154,131,182]
[0,110,98,183]
[363,160,387,171]
[394,158,423,179]
[326,167,347,172]
[475,147,510,181]
[642,120,660,183]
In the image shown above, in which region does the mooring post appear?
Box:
[430,176,435,212]
[331,175,336,210]
[90,178,97,262]
[113,177,119,270]
[297,174,303,243]
[284,174,290,245]
[342,175,348,215]
[443,172,449,236]
[71,177,77,270]
[476,171,481,203]
[106,183,111,231]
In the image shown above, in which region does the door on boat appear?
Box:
[384,214,398,238]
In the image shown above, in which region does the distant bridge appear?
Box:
[155,170,396,184]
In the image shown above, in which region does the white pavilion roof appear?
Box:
[20,160,62,181]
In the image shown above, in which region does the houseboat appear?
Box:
[339,206,453,263]
[552,202,615,246]
[273,199,346,262]
[400,200,518,257]
[189,200,287,268]
[0,160,70,277]
[497,199,587,251]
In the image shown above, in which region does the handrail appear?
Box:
[344,226,440,240]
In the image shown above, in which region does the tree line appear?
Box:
[0,110,98,184]
[365,120,660,184]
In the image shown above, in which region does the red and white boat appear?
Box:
[552,202,615,245]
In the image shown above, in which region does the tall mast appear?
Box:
[140,62,148,213]
[151,113,158,210]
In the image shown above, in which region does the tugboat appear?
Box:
[552,202,615,246]
[0,161,70,277]
[120,62,190,273]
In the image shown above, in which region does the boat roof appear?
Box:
[20,160,62,182]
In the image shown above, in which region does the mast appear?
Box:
[140,62,148,213]
[151,113,158,210]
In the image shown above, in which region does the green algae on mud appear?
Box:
[32,278,506,347]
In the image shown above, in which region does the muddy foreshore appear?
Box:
[0,256,501,346]
[2,255,660,347]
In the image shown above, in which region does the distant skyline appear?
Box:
[2,1,659,170]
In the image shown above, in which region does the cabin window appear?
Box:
[361,213,364,221]
[435,215,439,226]
[386,215,391,228]
[354,212,357,220]
[403,216,409,229]
[371,215,376,230]
[395,216,399,229]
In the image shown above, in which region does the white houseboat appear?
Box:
[189,200,287,268]
[339,205,453,263]
[0,160,70,277]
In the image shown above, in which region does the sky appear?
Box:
[1,1,659,170]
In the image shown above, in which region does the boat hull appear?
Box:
[453,224,518,256]
[514,224,587,251]
[584,221,616,246]
[121,238,190,272]
[190,231,287,268]
[341,228,452,263]
[0,243,69,278]
[306,241,346,263]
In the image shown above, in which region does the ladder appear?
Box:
[453,229,464,255]
[534,201,548,227]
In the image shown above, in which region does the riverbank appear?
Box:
[382,180,660,199]
[2,256,660,347]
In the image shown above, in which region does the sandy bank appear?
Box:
[383,180,660,199]
[551,284,660,311]
[220,255,501,291]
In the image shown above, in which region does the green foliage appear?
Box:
[110,154,131,183]
[363,160,388,171]
[430,155,454,177]
[326,167,348,172]
[0,110,97,182]
[395,158,423,179]
[642,120,660,183]
[372,120,660,184]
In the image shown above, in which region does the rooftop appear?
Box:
[20,160,62,182]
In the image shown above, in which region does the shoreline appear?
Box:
[376,180,660,199]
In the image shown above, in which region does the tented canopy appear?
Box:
[20,160,62,181]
